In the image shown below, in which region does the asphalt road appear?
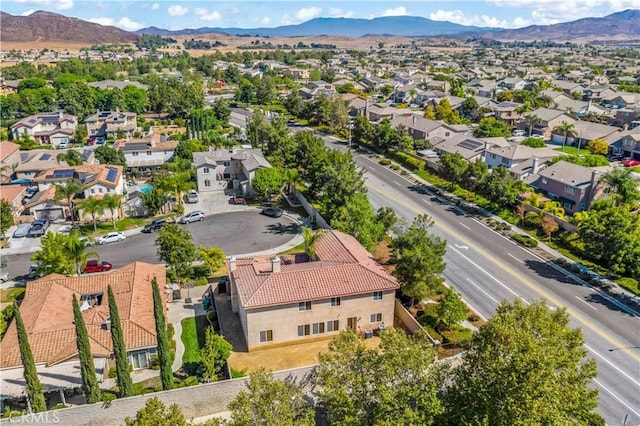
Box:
[6,211,299,281]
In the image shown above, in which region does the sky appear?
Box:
[2,0,638,32]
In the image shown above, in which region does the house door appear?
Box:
[347,317,358,330]
[130,350,149,370]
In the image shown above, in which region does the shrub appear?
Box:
[521,137,546,148]
[441,324,473,345]
[379,159,391,166]
[467,313,480,322]
[617,277,639,295]
[193,277,208,287]
[101,392,116,404]
[108,367,117,378]
[511,234,538,248]
[390,164,400,171]
[184,376,199,386]
[149,354,160,370]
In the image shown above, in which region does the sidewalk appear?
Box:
[167,285,209,372]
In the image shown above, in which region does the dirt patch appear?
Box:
[373,239,395,274]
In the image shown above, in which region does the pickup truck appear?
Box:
[28,219,50,238]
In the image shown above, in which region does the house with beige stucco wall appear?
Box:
[226,230,400,351]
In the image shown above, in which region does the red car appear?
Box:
[622,159,640,167]
[83,260,112,274]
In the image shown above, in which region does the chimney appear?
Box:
[271,256,281,273]
[586,170,600,210]
[532,156,540,174]
[412,114,417,124]
[228,256,236,272]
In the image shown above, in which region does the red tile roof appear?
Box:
[230,230,399,309]
[0,262,166,368]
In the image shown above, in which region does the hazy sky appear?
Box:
[3,0,637,31]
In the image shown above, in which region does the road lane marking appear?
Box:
[586,345,640,388]
[394,181,401,186]
[459,222,471,230]
[449,245,528,305]
[507,253,523,264]
[366,183,640,363]
[593,378,640,417]
[422,199,432,205]
[575,295,597,311]
[466,279,499,303]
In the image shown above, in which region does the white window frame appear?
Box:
[330,297,341,307]
[298,301,312,311]
[373,291,383,301]
[370,313,383,323]
[259,330,273,343]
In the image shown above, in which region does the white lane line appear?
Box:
[575,295,597,311]
[586,344,640,387]
[593,378,640,417]
[422,199,432,205]
[450,245,529,305]
[466,279,499,303]
[459,222,471,230]
[394,181,401,186]
[507,253,524,264]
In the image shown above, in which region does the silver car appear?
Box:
[97,232,126,245]
[179,211,205,224]
[13,223,32,238]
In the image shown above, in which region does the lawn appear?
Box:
[80,217,145,235]
[180,315,211,370]
[0,287,25,304]
[553,146,589,155]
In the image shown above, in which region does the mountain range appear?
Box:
[1,10,639,44]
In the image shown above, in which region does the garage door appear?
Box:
[551,134,564,143]
[35,208,64,221]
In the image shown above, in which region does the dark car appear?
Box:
[261,207,283,218]
[142,218,167,233]
[28,219,50,237]
[83,260,112,274]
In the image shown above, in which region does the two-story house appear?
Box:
[298,81,336,100]
[114,130,178,170]
[617,127,640,160]
[193,147,271,195]
[13,149,96,181]
[0,142,20,183]
[85,110,137,139]
[10,112,77,147]
[226,230,399,351]
[498,77,528,91]
[493,101,523,126]
[484,144,558,171]
[528,108,577,139]
[432,134,489,162]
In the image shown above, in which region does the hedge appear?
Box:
[511,233,539,248]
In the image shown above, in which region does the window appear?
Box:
[98,188,103,193]
[326,320,339,332]
[132,152,139,156]
[147,151,152,156]
[80,292,104,307]
[298,301,312,311]
[223,173,231,179]
[564,185,576,194]
[204,179,211,188]
[541,178,548,184]
[90,188,95,194]
[203,167,210,174]
[371,313,383,323]
[130,350,149,370]
[501,157,510,165]
[373,291,383,300]
[259,330,273,343]
[312,322,325,334]
[330,297,341,307]
[224,161,230,166]
[297,324,311,336]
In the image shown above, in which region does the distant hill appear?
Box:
[486,9,640,41]
[135,16,494,38]
[0,11,138,43]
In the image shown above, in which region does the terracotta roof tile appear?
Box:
[0,262,166,368]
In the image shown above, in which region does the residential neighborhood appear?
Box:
[0,6,639,425]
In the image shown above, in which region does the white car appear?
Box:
[179,211,205,224]
[97,232,126,245]
[186,190,199,204]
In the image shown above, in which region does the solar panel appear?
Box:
[458,139,483,151]
[39,154,51,161]
[52,169,75,179]
[106,167,118,182]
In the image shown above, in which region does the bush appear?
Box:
[441,324,473,345]
[149,354,160,370]
[521,137,546,148]
[617,277,639,295]
[467,313,480,322]
[390,164,400,171]
[193,277,208,287]
[101,392,116,404]
[512,234,538,248]
[108,367,117,378]
[184,376,199,386]
[379,159,391,166]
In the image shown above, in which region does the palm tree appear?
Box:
[524,114,540,137]
[79,197,105,233]
[302,227,324,260]
[553,121,577,152]
[102,193,122,229]
[0,162,18,183]
[56,150,85,166]
[54,180,83,225]
[599,167,640,206]
[65,229,99,275]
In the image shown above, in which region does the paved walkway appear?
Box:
[167,285,209,372]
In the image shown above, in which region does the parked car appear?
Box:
[512,129,526,137]
[142,218,167,233]
[28,219,50,237]
[261,207,283,218]
[79,236,96,247]
[186,190,199,204]
[531,134,544,140]
[179,211,205,224]
[58,141,69,149]
[97,232,126,245]
[83,260,113,273]
[28,264,41,279]
[13,223,32,238]
[0,271,9,283]
[622,158,640,167]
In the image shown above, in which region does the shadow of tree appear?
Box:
[264,223,299,235]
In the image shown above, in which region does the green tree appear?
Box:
[155,224,197,282]
[521,137,546,148]
[125,397,188,426]
[65,229,99,275]
[553,121,577,152]
[438,152,468,189]
[31,231,75,277]
[140,188,167,216]
[484,166,523,209]
[79,196,105,233]
[57,80,96,120]
[599,166,640,206]
[251,167,283,201]
[316,329,443,425]
[0,199,14,237]
[523,114,540,137]
[540,214,559,241]
[122,85,148,114]
[302,226,324,260]
[72,295,101,403]
[436,288,468,328]
[102,193,122,229]
[434,98,462,124]
[56,149,86,166]
[199,326,232,383]
[54,179,83,225]
[197,245,226,274]
[441,300,601,426]
[94,145,127,167]
[393,214,447,307]
[14,302,47,412]
[474,117,512,137]
[461,158,489,193]
[330,192,384,252]
[107,285,133,397]
[151,277,173,390]
[587,138,609,155]
[226,369,314,426]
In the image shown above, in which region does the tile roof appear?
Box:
[0,262,165,368]
[0,141,20,161]
[230,230,399,309]
[0,185,26,204]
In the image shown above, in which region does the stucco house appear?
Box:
[114,130,178,170]
[85,110,137,139]
[0,262,166,406]
[484,145,559,170]
[193,147,271,195]
[0,142,20,183]
[528,108,577,139]
[226,230,400,351]
[10,112,77,147]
